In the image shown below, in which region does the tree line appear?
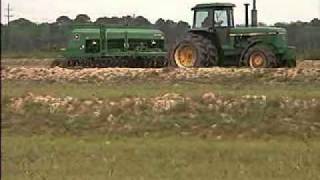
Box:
[1,14,320,58]
[1,14,190,53]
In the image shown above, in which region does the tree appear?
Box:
[274,22,288,28]
[122,16,134,25]
[1,24,7,51]
[10,18,35,27]
[311,18,320,26]
[74,14,91,23]
[155,18,166,27]
[95,15,152,27]
[95,16,122,25]
[258,22,267,27]
[132,16,151,26]
[95,17,110,25]
[56,16,72,25]
[8,18,37,51]
[177,21,190,29]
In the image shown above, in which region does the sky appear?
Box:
[1,0,320,25]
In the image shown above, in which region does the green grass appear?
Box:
[1,51,59,59]
[3,135,320,180]
[297,49,320,60]
[1,59,54,68]
[3,80,320,100]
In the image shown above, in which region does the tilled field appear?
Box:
[2,65,320,83]
[2,59,320,137]
[5,92,319,137]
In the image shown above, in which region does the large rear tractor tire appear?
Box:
[243,45,277,68]
[169,34,218,68]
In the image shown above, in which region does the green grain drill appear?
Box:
[169,1,297,68]
[52,25,167,68]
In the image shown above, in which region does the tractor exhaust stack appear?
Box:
[244,3,250,27]
[251,0,258,26]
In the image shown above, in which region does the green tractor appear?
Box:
[169,1,296,68]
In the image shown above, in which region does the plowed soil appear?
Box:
[2,59,320,82]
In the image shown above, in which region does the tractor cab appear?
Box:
[191,3,236,52]
[192,3,235,29]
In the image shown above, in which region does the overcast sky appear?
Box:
[1,0,320,25]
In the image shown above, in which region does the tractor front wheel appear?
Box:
[244,45,277,68]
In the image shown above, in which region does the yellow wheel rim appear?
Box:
[249,52,266,68]
[174,45,196,68]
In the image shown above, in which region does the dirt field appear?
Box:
[2,58,320,180]
[2,58,320,68]
[2,60,320,82]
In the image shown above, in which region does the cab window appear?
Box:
[214,10,228,27]
[195,10,211,28]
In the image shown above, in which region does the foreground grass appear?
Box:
[2,77,320,179]
[3,135,320,180]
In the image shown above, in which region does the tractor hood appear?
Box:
[230,27,286,36]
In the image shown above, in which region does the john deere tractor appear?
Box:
[169,1,296,68]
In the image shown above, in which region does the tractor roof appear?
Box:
[192,3,236,10]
